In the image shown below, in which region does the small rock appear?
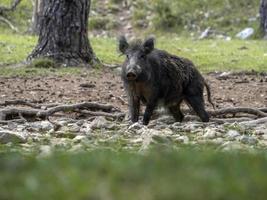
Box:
[90,116,112,130]
[236,28,254,39]
[203,128,217,139]
[211,137,224,145]
[39,145,52,157]
[199,27,211,39]
[128,122,144,132]
[67,124,80,133]
[0,131,27,144]
[152,135,171,144]
[221,141,247,151]
[226,130,240,141]
[72,135,88,143]
[239,135,258,145]
[175,136,189,144]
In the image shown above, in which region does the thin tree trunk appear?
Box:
[29,0,42,34]
[260,0,267,38]
[28,0,97,66]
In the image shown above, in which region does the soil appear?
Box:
[0,69,266,111]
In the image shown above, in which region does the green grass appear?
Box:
[1,148,267,200]
[0,33,266,76]
[0,0,32,33]
[145,0,259,35]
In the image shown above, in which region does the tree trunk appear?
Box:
[28,0,97,66]
[260,0,267,38]
[29,0,42,34]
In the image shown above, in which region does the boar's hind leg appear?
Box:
[185,95,209,122]
[168,103,184,122]
[129,96,140,123]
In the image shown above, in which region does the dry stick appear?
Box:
[208,107,267,118]
[0,102,117,120]
[0,0,22,13]
[181,107,267,118]
[75,110,125,120]
[0,119,26,125]
[0,100,60,110]
[0,100,42,109]
[0,16,18,32]
[37,102,115,118]
[240,117,267,126]
[184,115,253,124]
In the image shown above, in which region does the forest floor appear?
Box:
[0,68,267,111]
[0,32,267,199]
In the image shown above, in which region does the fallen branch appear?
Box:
[0,16,18,32]
[0,0,22,13]
[0,100,59,109]
[208,107,267,118]
[75,110,125,120]
[0,119,26,125]
[240,117,267,126]
[0,102,118,121]
[184,115,254,124]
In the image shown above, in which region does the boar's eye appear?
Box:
[126,54,130,59]
[139,54,146,59]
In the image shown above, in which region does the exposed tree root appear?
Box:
[74,110,125,120]
[0,100,266,125]
[0,101,120,121]
[240,117,267,126]
[208,107,267,118]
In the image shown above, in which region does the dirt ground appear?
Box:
[0,69,266,111]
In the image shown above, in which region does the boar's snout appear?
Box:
[126,71,137,81]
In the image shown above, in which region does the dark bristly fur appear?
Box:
[118,36,214,125]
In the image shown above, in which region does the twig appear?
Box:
[240,117,267,126]
[0,119,26,125]
[75,110,125,120]
[0,102,118,121]
[0,16,18,32]
[0,0,22,13]
[208,107,267,118]
[0,100,60,110]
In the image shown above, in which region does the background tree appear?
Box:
[260,0,267,38]
[28,0,97,66]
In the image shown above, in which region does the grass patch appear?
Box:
[0,33,266,76]
[0,0,32,32]
[1,148,267,200]
[149,0,259,35]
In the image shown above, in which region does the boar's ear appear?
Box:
[118,35,129,54]
[143,37,155,54]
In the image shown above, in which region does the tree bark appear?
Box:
[29,0,42,34]
[28,0,97,66]
[260,0,267,38]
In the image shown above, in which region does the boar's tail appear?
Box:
[204,81,215,110]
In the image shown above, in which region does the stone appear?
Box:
[39,145,52,157]
[203,128,217,139]
[226,130,240,141]
[175,136,189,144]
[72,135,88,143]
[239,135,258,145]
[221,141,247,151]
[0,131,27,144]
[128,122,144,132]
[199,27,211,39]
[236,28,254,39]
[90,116,112,130]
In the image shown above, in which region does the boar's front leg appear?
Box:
[143,96,158,125]
[129,95,140,123]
